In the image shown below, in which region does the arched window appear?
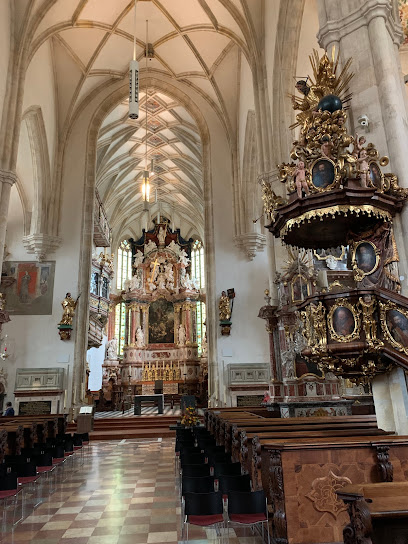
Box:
[117,239,132,290]
[191,239,206,355]
[191,239,205,289]
[114,302,129,357]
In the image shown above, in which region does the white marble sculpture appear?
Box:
[158,226,166,245]
[167,240,180,255]
[133,250,144,268]
[106,338,118,360]
[136,326,145,348]
[145,240,157,254]
[179,248,190,266]
[178,324,186,345]
[130,272,142,290]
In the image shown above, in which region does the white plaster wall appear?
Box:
[3,186,76,410]
[0,0,10,131]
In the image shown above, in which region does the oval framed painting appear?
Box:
[311,158,336,191]
[351,240,379,279]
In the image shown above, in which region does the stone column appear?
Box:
[0,170,17,276]
[107,302,116,340]
[372,367,408,434]
[130,303,140,345]
[174,303,181,343]
[142,306,149,344]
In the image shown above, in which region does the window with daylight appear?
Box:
[114,302,128,357]
[117,239,132,290]
[191,239,206,355]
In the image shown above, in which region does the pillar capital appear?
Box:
[317,0,403,49]
[0,169,17,186]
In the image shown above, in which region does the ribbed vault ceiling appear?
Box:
[96,90,203,237]
[29,0,258,240]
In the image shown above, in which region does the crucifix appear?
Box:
[150,255,159,283]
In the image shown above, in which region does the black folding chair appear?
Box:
[213,462,241,478]
[227,490,270,543]
[182,491,225,542]
[218,474,251,497]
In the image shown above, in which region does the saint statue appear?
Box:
[136,326,145,348]
[158,226,166,245]
[219,291,231,321]
[178,324,186,345]
[59,293,80,326]
[106,338,118,359]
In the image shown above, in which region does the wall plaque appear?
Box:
[237,395,263,407]
[19,400,52,415]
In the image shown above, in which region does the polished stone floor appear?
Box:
[0,439,264,544]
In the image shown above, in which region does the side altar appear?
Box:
[102,223,204,406]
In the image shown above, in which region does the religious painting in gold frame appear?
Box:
[368,160,384,191]
[310,158,338,192]
[291,274,310,304]
[328,298,360,343]
[379,300,408,355]
[350,240,380,281]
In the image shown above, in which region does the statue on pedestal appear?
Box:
[106,338,118,360]
[178,324,186,345]
[59,293,80,326]
[136,326,145,348]
[219,291,231,321]
[158,226,166,245]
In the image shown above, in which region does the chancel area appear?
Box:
[2,1,408,543]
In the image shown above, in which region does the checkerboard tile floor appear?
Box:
[0,439,264,544]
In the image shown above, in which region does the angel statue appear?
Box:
[219,291,231,321]
[59,293,80,326]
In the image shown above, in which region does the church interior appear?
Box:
[1,1,408,543]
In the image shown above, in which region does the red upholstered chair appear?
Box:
[226,490,270,544]
[182,491,225,543]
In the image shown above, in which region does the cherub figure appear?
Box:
[320,136,334,159]
[352,133,366,158]
[357,149,370,188]
[294,161,310,199]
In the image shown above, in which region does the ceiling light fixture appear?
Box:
[129,0,139,119]
[142,19,150,207]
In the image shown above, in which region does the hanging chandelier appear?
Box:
[129,0,139,119]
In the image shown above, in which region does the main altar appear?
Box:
[101,222,205,408]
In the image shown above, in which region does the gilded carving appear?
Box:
[281,206,392,240]
[358,295,382,349]
[306,471,352,518]
[328,298,360,343]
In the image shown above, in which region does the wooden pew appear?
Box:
[255,435,408,544]
[337,481,408,544]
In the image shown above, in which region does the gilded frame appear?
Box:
[379,300,408,355]
[368,160,384,191]
[351,240,380,281]
[328,298,360,343]
[310,158,339,192]
[291,274,311,303]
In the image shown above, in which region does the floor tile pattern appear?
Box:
[0,439,263,544]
